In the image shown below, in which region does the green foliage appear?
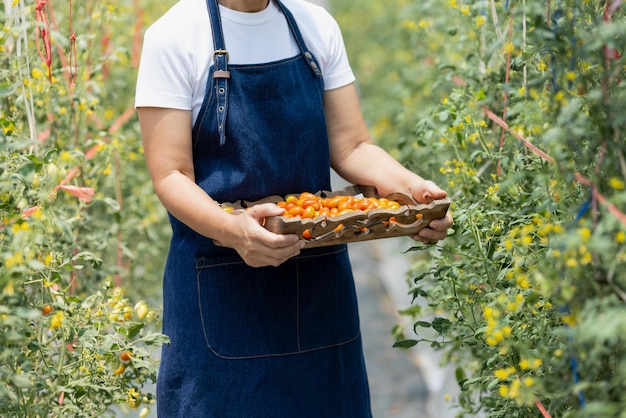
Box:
[1,0,173,415]
[335,0,626,416]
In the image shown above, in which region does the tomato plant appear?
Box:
[335,0,626,416]
[1,0,173,415]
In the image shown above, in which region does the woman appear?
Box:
[135,0,453,416]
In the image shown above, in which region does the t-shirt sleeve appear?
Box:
[318,13,355,90]
[134,24,194,110]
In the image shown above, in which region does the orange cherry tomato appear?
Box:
[317,207,330,217]
[42,305,52,316]
[285,195,298,204]
[288,206,304,217]
[325,196,343,209]
[302,229,312,240]
[338,198,353,211]
[120,350,132,362]
[301,199,320,210]
[302,206,316,218]
[366,198,380,209]
[377,198,390,208]
[299,192,317,200]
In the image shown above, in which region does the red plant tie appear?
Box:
[68,0,77,87]
[35,0,52,82]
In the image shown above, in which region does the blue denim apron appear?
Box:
[156,1,372,416]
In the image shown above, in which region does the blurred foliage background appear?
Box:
[334,0,626,416]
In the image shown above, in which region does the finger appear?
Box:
[428,214,454,232]
[416,226,449,243]
[244,239,304,267]
[411,181,448,203]
[246,203,286,224]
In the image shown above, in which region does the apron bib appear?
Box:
[157,1,372,416]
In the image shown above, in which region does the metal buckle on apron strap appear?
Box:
[213,49,230,145]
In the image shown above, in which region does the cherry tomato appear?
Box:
[302,229,312,240]
[302,206,316,218]
[317,207,330,217]
[338,198,353,211]
[301,199,320,210]
[42,305,52,316]
[113,364,126,375]
[299,192,317,200]
[325,196,343,209]
[288,206,303,217]
[120,350,132,362]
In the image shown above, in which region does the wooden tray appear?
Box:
[220,185,450,249]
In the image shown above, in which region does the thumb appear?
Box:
[411,181,448,204]
[246,203,286,224]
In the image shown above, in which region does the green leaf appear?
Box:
[126,323,145,339]
[11,374,31,388]
[393,339,418,349]
[413,321,431,334]
[431,317,452,335]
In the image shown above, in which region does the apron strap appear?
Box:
[207,0,229,146]
[204,0,324,145]
[275,0,322,78]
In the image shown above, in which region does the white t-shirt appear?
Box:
[135,0,355,124]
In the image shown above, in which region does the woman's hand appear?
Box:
[409,180,453,244]
[220,203,304,268]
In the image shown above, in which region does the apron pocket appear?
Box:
[196,246,360,360]
[196,255,300,359]
[295,246,361,351]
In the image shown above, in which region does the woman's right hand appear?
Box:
[220,203,304,268]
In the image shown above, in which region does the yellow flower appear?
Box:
[577,227,591,242]
[562,314,576,326]
[418,19,431,29]
[537,60,548,72]
[519,359,530,370]
[475,15,486,28]
[50,311,64,329]
[495,367,516,380]
[616,231,626,244]
[609,177,625,189]
[498,384,509,397]
[523,377,534,387]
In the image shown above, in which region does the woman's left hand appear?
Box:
[409,180,453,244]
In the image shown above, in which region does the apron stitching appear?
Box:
[296,258,301,352]
[195,247,347,269]
[202,333,361,361]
